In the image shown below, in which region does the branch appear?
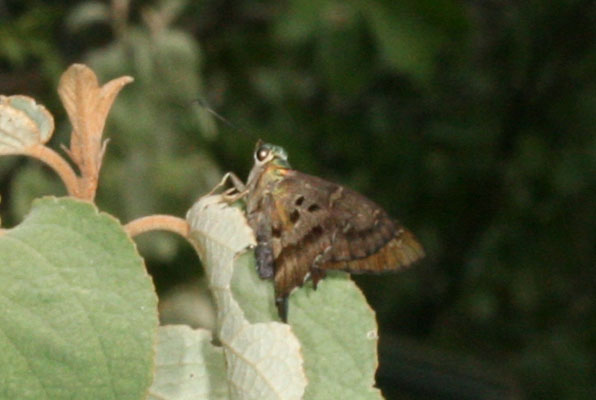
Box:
[124,215,189,238]
[24,144,80,197]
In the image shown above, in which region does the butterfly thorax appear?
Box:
[245,157,290,214]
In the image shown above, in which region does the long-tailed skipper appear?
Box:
[227,140,424,322]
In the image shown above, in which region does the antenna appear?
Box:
[191,97,251,136]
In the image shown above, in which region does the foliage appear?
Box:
[0,0,595,399]
[0,197,158,400]
[0,67,384,399]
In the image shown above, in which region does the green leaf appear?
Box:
[148,325,228,400]
[0,197,158,400]
[290,275,383,399]
[0,95,54,154]
[187,195,307,400]
[231,254,384,399]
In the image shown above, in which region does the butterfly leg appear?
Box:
[209,172,248,202]
[208,172,243,194]
[226,172,247,192]
[309,229,336,289]
[310,268,327,290]
[310,250,329,290]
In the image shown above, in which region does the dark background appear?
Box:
[1,1,594,399]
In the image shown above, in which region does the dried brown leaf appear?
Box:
[57,64,133,175]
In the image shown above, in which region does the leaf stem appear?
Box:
[124,215,190,238]
[24,144,80,197]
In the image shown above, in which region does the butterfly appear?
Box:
[227,140,424,321]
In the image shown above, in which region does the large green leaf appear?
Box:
[231,252,383,399]
[0,197,158,400]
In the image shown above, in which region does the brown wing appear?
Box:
[269,170,424,301]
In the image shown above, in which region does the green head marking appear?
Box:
[254,140,291,168]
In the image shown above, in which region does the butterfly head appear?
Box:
[246,140,291,192]
[254,140,290,169]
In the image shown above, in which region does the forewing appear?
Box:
[268,171,337,299]
[269,171,424,301]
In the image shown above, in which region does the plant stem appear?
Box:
[124,215,190,238]
[25,144,80,197]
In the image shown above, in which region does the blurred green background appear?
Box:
[1,0,594,398]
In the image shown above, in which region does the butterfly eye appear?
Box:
[256,147,269,161]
